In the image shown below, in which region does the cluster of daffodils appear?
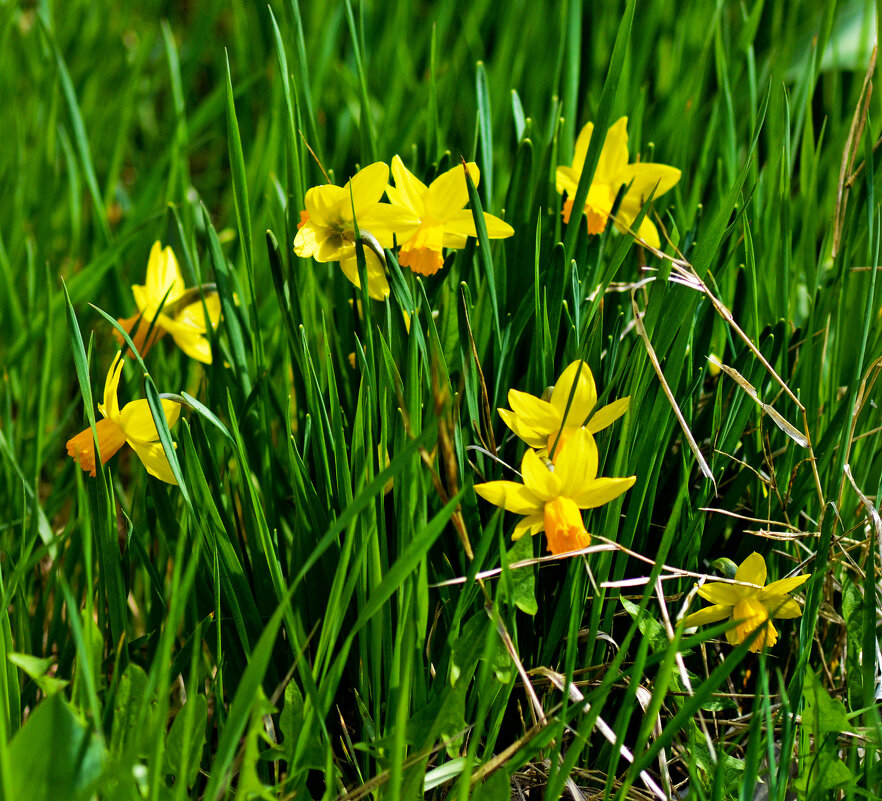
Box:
[67,242,221,485]
[475,361,635,556]
[556,117,680,249]
[294,157,514,299]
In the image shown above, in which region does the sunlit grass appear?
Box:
[1,1,881,799]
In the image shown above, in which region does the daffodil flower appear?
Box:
[555,117,680,249]
[66,352,181,485]
[294,162,420,300]
[386,156,514,276]
[499,360,630,460]
[474,428,636,555]
[681,552,809,652]
[117,242,221,364]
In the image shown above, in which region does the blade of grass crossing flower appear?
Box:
[561,0,635,262]
[463,164,501,345]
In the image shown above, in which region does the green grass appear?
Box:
[2,0,882,798]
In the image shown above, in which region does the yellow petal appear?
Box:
[696,582,742,606]
[550,361,597,430]
[506,389,560,433]
[595,117,630,183]
[570,476,636,509]
[145,243,185,306]
[474,480,541,515]
[129,440,178,485]
[572,122,594,172]
[356,204,421,248]
[587,396,630,433]
[520,448,560,501]
[338,253,390,300]
[555,428,599,495]
[390,155,428,216]
[619,163,681,203]
[763,595,802,619]
[293,221,318,257]
[304,183,347,225]
[101,352,125,422]
[172,332,212,364]
[512,513,544,541]
[734,553,766,587]
[119,399,181,442]
[425,163,479,220]
[759,573,810,598]
[555,165,582,197]
[497,408,547,449]
[344,162,390,216]
[680,604,731,628]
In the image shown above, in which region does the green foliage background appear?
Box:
[1,0,881,798]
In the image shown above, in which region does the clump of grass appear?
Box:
[1,1,881,799]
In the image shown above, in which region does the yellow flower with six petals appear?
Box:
[294,162,419,300]
[117,242,221,364]
[66,352,182,485]
[681,552,809,652]
[386,156,514,276]
[474,428,636,555]
[555,117,680,249]
[499,360,630,460]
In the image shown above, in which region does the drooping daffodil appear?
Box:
[499,360,630,460]
[66,352,181,485]
[474,428,636,555]
[386,156,514,276]
[555,117,680,249]
[681,552,809,653]
[117,242,221,364]
[294,162,419,300]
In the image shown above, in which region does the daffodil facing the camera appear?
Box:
[294,162,419,300]
[681,552,809,652]
[499,360,630,460]
[386,156,514,276]
[555,117,680,249]
[474,428,636,555]
[66,352,182,485]
[117,242,221,364]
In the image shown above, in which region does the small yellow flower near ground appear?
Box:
[117,242,221,364]
[474,428,636,555]
[66,352,181,485]
[499,360,630,460]
[294,162,420,300]
[386,156,514,276]
[681,552,809,652]
[555,117,681,249]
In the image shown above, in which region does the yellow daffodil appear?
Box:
[386,156,514,276]
[474,428,636,555]
[117,242,221,364]
[555,117,680,249]
[499,360,630,460]
[294,162,419,300]
[66,352,181,485]
[682,552,809,652]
